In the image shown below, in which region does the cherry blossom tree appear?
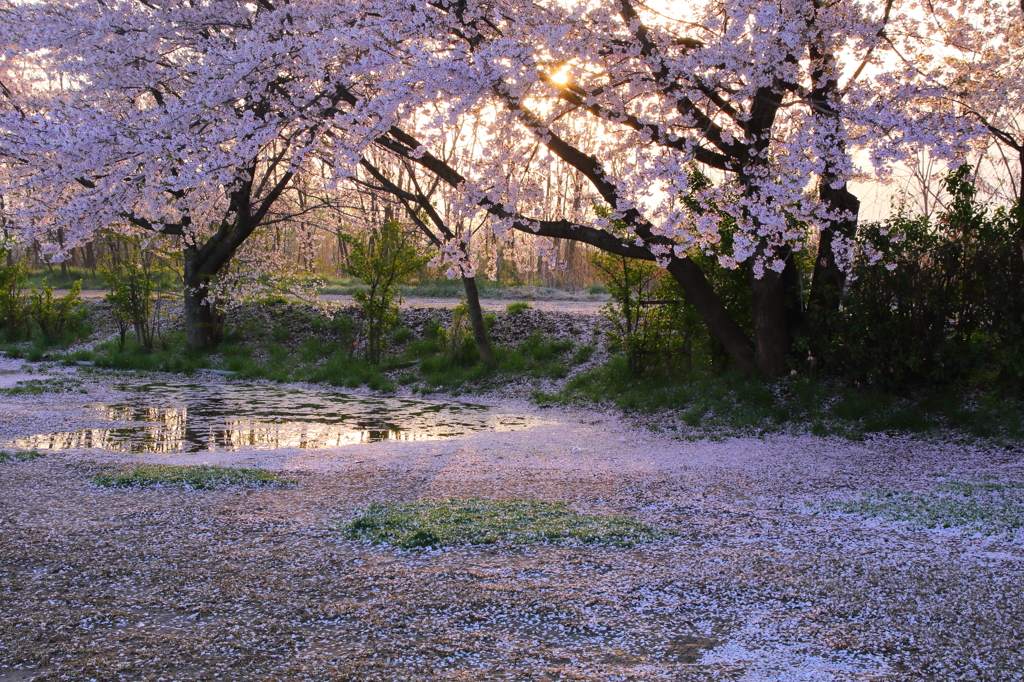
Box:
[0,0,989,375]
[0,0,432,347]
[903,0,1024,210]
[356,0,949,376]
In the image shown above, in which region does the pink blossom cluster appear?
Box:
[0,0,1019,282]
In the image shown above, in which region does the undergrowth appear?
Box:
[339,498,661,548]
[542,355,1024,441]
[64,309,592,397]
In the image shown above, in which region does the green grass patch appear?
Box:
[67,334,215,374]
[339,497,662,549]
[91,464,296,490]
[413,330,587,393]
[826,478,1024,535]
[25,267,108,291]
[0,449,42,463]
[549,356,1024,441]
[0,377,84,395]
[1,325,94,361]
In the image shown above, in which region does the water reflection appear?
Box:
[15,380,537,454]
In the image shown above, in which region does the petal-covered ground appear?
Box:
[1,359,1022,681]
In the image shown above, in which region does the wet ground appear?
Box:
[2,359,1023,681]
[8,378,541,455]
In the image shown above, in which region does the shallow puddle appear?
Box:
[12,379,539,454]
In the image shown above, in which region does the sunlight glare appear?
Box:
[550,65,570,85]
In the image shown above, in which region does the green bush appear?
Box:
[28,279,87,339]
[0,245,30,341]
[344,220,428,363]
[505,301,532,314]
[441,299,478,364]
[813,166,1024,390]
[587,226,662,375]
[1,242,88,345]
[103,261,157,350]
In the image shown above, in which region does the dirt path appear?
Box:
[2,361,1023,681]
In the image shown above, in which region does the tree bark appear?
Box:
[461,276,498,369]
[809,183,860,313]
[664,257,756,376]
[750,265,790,378]
[183,246,221,350]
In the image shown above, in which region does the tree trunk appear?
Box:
[183,247,221,350]
[809,182,860,313]
[750,265,790,378]
[665,257,756,377]
[85,241,96,275]
[461,275,498,369]
[782,249,804,331]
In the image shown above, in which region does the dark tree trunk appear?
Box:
[183,246,221,350]
[665,257,756,377]
[750,265,790,378]
[56,227,68,278]
[809,183,860,313]
[85,241,96,275]
[782,249,804,331]
[461,275,498,369]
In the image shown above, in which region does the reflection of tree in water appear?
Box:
[13,380,537,454]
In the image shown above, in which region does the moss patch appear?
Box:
[91,464,296,490]
[339,497,661,549]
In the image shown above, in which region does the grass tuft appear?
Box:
[505,301,532,314]
[91,464,296,490]
[0,449,42,463]
[826,478,1024,535]
[339,497,662,549]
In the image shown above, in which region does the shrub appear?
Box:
[103,261,158,350]
[344,220,428,363]
[28,279,87,340]
[588,240,662,375]
[505,301,532,314]
[442,299,477,364]
[0,244,30,341]
[1,242,87,344]
[814,166,1024,390]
